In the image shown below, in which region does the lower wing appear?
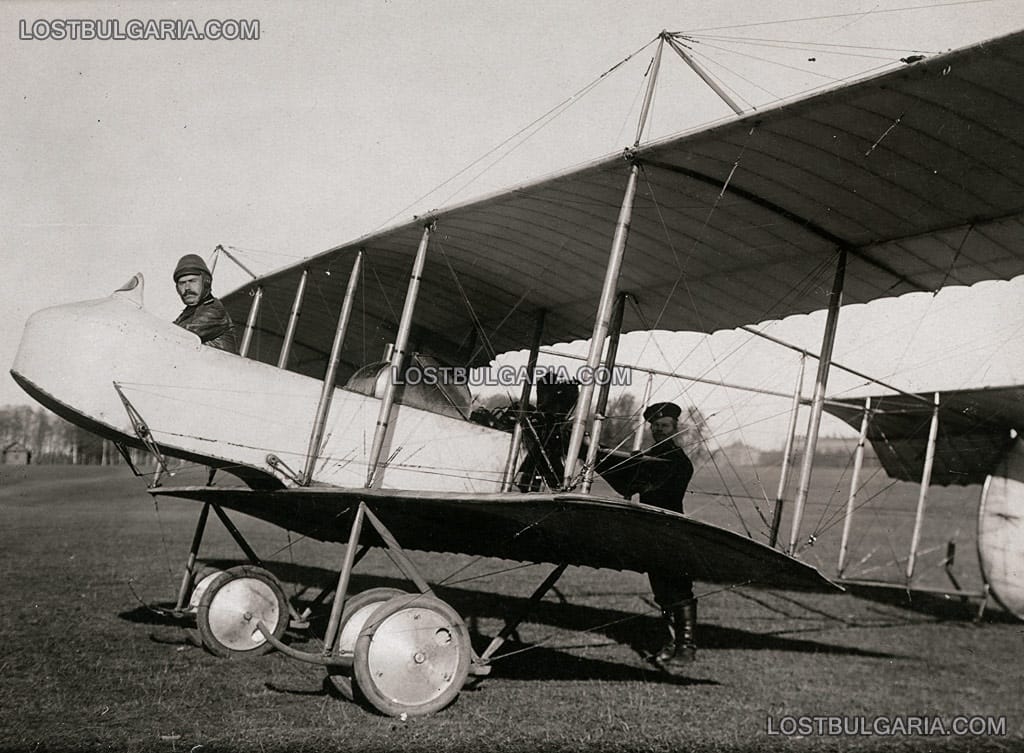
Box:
[150,486,839,592]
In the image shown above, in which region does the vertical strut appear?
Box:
[564,164,640,488]
[769,354,805,547]
[174,502,211,610]
[303,251,364,485]
[562,34,662,487]
[838,397,872,575]
[788,248,847,555]
[278,268,309,369]
[366,224,433,487]
[633,372,653,452]
[323,502,367,655]
[583,292,627,492]
[239,286,263,358]
[907,393,941,580]
[502,309,547,491]
[635,34,665,146]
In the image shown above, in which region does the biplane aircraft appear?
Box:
[11,29,1024,716]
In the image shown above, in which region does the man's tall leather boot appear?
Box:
[652,609,677,664]
[676,599,697,662]
[653,600,698,664]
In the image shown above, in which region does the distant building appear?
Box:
[714,441,768,466]
[2,441,32,465]
[779,435,879,467]
[725,436,880,468]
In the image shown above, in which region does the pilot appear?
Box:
[172,254,238,353]
[593,401,698,664]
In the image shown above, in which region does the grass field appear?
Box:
[1,464,1021,752]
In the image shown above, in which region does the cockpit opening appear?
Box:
[344,353,474,421]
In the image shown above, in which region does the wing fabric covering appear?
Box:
[151,487,837,592]
[826,388,1024,485]
[223,31,1024,382]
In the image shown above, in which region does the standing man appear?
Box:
[172,254,238,353]
[592,401,698,664]
[639,402,697,664]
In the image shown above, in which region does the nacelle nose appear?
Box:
[10,273,196,433]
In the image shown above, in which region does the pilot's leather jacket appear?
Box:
[173,294,238,353]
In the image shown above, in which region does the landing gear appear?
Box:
[352,594,472,717]
[240,501,493,717]
[167,498,507,716]
[187,568,224,610]
[326,587,407,701]
[195,565,289,658]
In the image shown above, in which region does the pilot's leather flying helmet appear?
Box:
[173,254,211,281]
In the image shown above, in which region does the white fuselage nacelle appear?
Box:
[11,278,510,492]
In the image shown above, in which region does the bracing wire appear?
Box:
[807,442,860,541]
[372,37,661,232]
[486,580,757,662]
[437,238,498,362]
[618,299,779,532]
[626,167,848,534]
[366,259,400,325]
[680,1,1001,34]
[682,33,937,59]
[681,36,853,86]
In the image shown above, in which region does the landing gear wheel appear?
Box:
[183,568,224,647]
[353,594,471,717]
[188,569,224,610]
[325,587,406,701]
[196,565,288,658]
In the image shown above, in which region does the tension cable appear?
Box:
[681,1,998,34]
[373,36,661,231]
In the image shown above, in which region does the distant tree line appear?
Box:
[0,405,140,465]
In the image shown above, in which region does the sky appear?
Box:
[3,0,1024,446]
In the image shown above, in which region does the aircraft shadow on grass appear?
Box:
[118,558,899,677]
[843,583,1018,625]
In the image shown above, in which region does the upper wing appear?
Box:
[223,31,1024,379]
[825,386,1024,485]
[151,486,838,592]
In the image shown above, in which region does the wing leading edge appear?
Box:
[223,30,1024,382]
[150,486,838,593]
